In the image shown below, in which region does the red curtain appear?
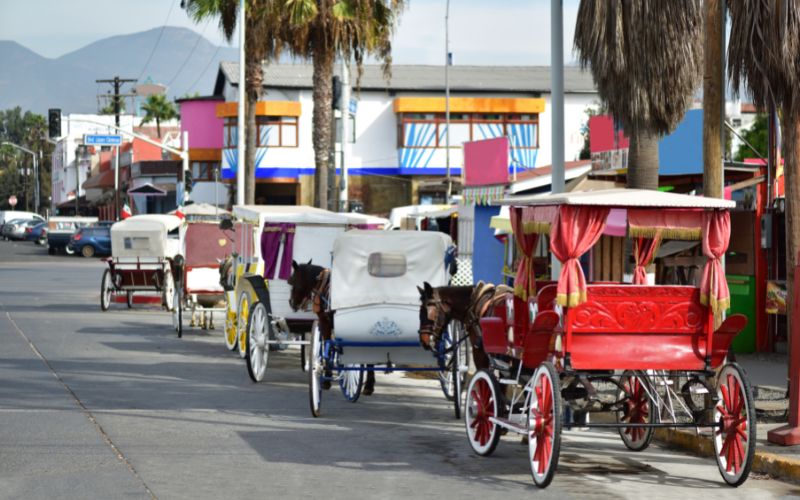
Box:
[633,233,662,285]
[511,207,539,300]
[700,210,731,313]
[550,206,610,307]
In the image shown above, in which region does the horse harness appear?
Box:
[311,268,331,315]
[422,282,512,347]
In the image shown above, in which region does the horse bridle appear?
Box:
[419,295,449,347]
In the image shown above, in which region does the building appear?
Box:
[203,62,598,213]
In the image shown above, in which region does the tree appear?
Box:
[574,1,702,190]
[285,0,405,209]
[728,1,800,364]
[578,102,607,161]
[183,0,284,205]
[139,94,179,138]
[100,98,125,115]
[734,114,768,162]
[0,107,53,213]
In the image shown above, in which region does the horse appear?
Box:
[288,260,377,395]
[417,281,512,371]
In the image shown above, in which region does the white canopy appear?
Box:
[232,205,355,226]
[331,230,453,310]
[110,215,183,258]
[344,212,390,228]
[170,203,230,217]
[500,188,736,209]
[387,204,456,229]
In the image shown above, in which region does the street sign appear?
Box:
[84,134,122,146]
[8,195,17,208]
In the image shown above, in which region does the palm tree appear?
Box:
[728,1,800,351]
[285,0,404,209]
[183,0,284,205]
[574,1,703,190]
[139,94,179,138]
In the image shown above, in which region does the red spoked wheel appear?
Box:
[527,362,561,488]
[465,369,501,456]
[713,363,756,486]
[616,370,655,451]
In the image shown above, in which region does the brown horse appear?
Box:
[417,281,512,371]
[288,260,376,395]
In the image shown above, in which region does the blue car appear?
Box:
[70,225,112,258]
[24,221,48,245]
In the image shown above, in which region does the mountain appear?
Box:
[0,27,238,115]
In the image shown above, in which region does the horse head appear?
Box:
[288,259,325,312]
[417,281,450,351]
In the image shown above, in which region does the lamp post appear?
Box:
[2,142,38,213]
[444,0,452,202]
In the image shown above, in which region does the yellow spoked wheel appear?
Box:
[237,293,249,359]
[224,301,238,351]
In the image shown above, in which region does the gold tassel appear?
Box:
[628,225,702,241]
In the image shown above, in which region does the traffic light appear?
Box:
[48,109,61,139]
[184,168,193,194]
[332,76,342,110]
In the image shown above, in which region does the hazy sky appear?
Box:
[0,0,580,65]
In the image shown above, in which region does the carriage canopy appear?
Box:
[110,214,183,259]
[331,230,453,310]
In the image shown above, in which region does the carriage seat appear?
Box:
[522,311,561,369]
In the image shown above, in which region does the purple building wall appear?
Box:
[178,98,224,149]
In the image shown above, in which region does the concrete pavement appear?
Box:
[0,239,797,499]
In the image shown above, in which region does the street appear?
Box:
[0,239,797,500]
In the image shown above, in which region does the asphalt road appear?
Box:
[0,238,797,499]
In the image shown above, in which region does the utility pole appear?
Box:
[236,0,246,207]
[340,57,350,212]
[96,76,137,127]
[703,0,724,199]
[445,0,452,202]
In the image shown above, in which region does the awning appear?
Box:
[128,183,167,196]
[82,169,116,190]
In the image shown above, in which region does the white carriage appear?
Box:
[308,230,461,417]
[101,214,183,311]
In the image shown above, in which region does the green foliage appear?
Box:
[99,98,126,115]
[139,94,179,137]
[0,107,52,212]
[734,114,768,162]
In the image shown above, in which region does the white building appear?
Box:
[209,62,597,212]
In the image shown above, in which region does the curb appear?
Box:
[655,428,800,483]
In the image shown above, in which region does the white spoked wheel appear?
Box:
[246,302,270,382]
[236,293,249,359]
[527,362,562,489]
[163,270,175,312]
[309,321,323,418]
[224,295,238,351]
[713,363,756,486]
[100,269,113,311]
[339,365,364,402]
[465,369,501,456]
[65,244,75,256]
[616,370,655,451]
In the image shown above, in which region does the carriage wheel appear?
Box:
[713,363,756,486]
[465,369,501,456]
[439,321,468,403]
[527,362,562,488]
[224,298,238,351]
[163,270,175,312]
[126,291,133,309]
[616,370,655,452]
[172,287,183,338]
[236,293,249,359]
[308,321,324,417]
[339,365,364,402]
[246,302,270,382]
[452,334,463,420]
[100,269,113,311]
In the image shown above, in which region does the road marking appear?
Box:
[3,309,157,499]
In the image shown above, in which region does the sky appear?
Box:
[0,0,580,65]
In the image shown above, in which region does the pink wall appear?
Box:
[180,100,224,149]
[464,137,509,186]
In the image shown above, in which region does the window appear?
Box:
[257,116,298,148]
[367,252,407,277]
[191,161,221,181]
[223,118,237,149]
[397,112,539,150]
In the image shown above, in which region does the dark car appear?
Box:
[70,225,111,257]
[24,221,48,245]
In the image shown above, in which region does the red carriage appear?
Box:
[465,189,754,488]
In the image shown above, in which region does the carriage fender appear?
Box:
[235,274,274,316]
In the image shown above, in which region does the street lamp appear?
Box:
[2,141,38,213]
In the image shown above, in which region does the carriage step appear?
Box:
[489,416,526,435]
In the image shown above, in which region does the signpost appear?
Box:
[84,134,122,146]
[8,195,17,208]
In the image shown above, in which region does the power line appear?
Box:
[137,0,178,81]
[166,18,212,89]
[187,43,222,94]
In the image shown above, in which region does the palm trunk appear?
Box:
[627,131,660,190]
[156,118,161,138]
[783,107,800,358]
[245,91,257,205]
[312,47,335,210]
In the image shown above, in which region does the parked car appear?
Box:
[46,216,98,255]
[24,221,48,245]
[70,225,111,257]
[0,211,44,237]
[2,218,40,241]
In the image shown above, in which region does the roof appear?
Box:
[112,214,184,232]
[500,188,736,209]
[215,62,597,95]
[175,95,225,104]
[510,161,593,194]
[82,169,116,190]
[232,204,354,225]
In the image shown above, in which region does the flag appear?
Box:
[174,205,185,220]
[121,203,132,219]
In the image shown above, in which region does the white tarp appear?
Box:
[111,215,183,259]
[232,205,355,226]
[500,188,736,209]
[331,230,452,310]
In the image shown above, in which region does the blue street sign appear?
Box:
[84,134,122,146]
